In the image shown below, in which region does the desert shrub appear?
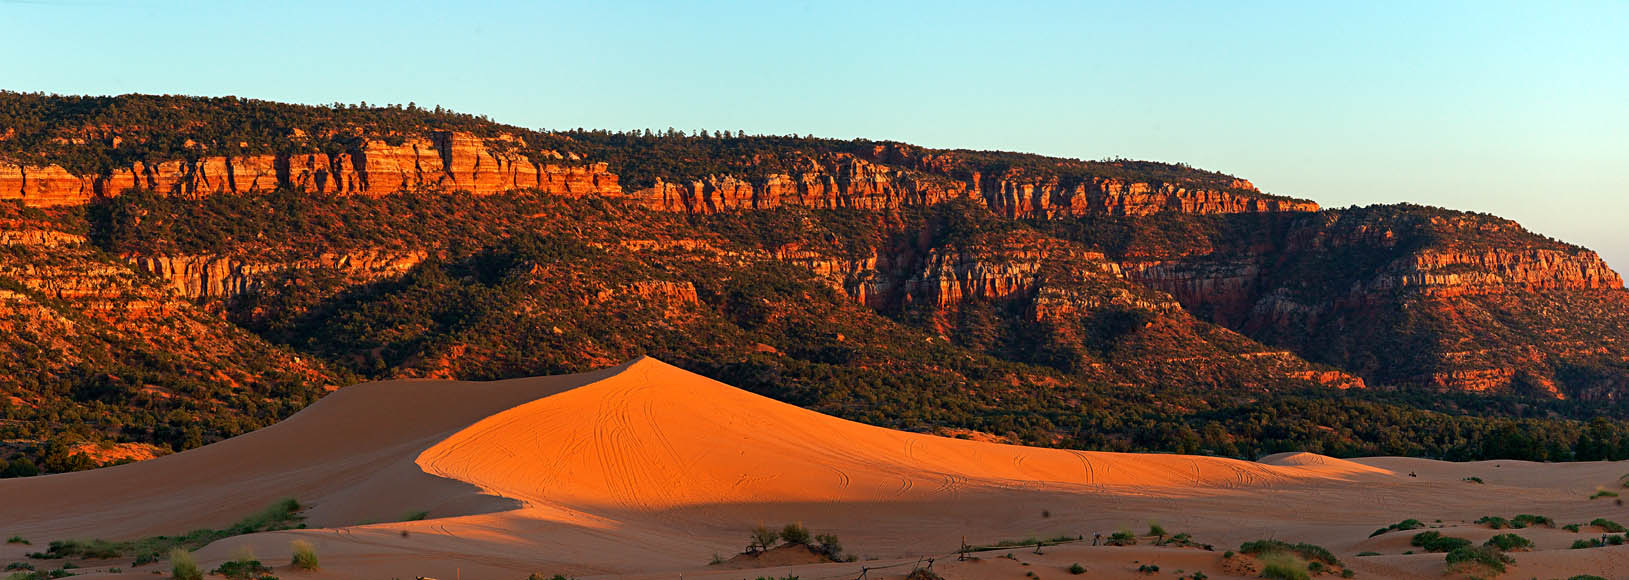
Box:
[1148,523,1167,538]
[813,533,842,560]
[1568,576,1608,580]
[1355,551,1380,557]
[1444,546,1511,574]
[1510,514,1552,528]
[1591,490,1619,499]
[1591,518,1626,532]
[1612,534,1627,546]
[4,536,26,545]
[1068,563,1085,574]
[1409,531,1471,553]
[1191,572,1209,580]
[211,557,271,580]
[1239,539,1341,566]
[133,551,159,566]
[1564,523,1583,532]
[526,575,571,580]
[779,523,811,546]
[1136,564,1160,574]
[1474,516,1510,529]
[1369,518,1424,537]
[748,524,778,552]
[402,511,429,521]
[1106,531,1137,546]
[1483,533,1532,552]
[1257,553,1310,580]
[290,539,319,570]
[169,549,202,580]
[3,563,33,571]
[904,570,941,580]
[1463,477,1484,484]
[1572,538,1604,549]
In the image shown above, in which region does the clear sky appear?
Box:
[4,1,1625,269]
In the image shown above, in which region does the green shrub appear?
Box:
[211,557,271,580]
[402,511,429,521]
[1463,476,1484,484]
[1257,553,1310,580]
[1591,490,1619,499]
[1147,523,1167,538]
[1591,518,1626,532]
[169,549,202,580]
[1564,523,1583,532]
[1572,538,1604,549]
[1239,539,1341,566]
[1409,531,1471,553]
[1474,515,1510,529]
[1355,551,1380,556]
[1106,531,1137,546]
[1568,576,1608,580]
[1510,514,1552,528]
[1612,534,1627,546]
[1483,533,1532,552]
[290,540,319,570]
[779,523,811,546]
[4,536,27,545]
[813,533,842,560]
[1444,546,1511,574]
[1136,564,1159,574]
[1368,518,1424,537]
[1067,563,1085,575]
[749,524,778,552]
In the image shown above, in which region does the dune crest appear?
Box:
[417,357,1387,514]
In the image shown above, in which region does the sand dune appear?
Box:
[4,357,1629,579]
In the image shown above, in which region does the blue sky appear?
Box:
[4,1,1625,269]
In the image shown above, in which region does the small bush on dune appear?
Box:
[1410,531,1471,553]
[169,548,202,580]
[1564,523,1583,532]
[748,524,779,553]
[1106,531,1137,546]
[1147,522,1167,539]
[1568,575,1608,580]
[813,533,843,560]
[1483,533,1533,552]
[1444,546,1512,575]
[779,523,811,546]
[1067,563,1085,574]
[1510,514,1553,528]
[1369,518,1424,537]
[1463,476,1484,484]
[1257,552,1310,580]
[4,536,27,545]
[1592,518,1627,532]
[1239,539,1341,567]
[1474,516,1510,529]
[290,539,319,570]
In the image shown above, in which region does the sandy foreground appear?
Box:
[4,357,1629,579]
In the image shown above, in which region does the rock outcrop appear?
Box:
[0,132,622,206]
[131,250,429,301]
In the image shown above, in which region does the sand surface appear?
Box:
[5,357,1629,579]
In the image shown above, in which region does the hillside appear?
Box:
[2,92,1628,476]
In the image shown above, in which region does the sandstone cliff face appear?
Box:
[1119,206,1628,396]
[0,132,621,206]
[131,250,428,301]
[626,154,972,214]
[621,150,1319,218]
